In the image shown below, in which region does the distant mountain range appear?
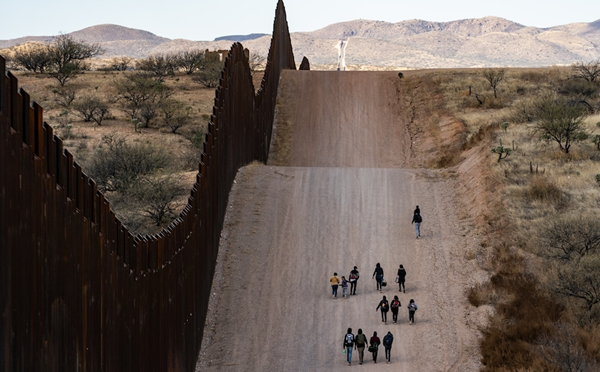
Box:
[1,17,600,68]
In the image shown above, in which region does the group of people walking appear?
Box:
[333,206,425,365]
[329,266,360,298]
[343,328,394,365]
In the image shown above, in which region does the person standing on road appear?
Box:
[369,331,381,363]
[408,299,418,324]
[330,272,341,298]
[390,295,401,323]
[397,264,407,293]
[411,206,422,239]
[372,263,384,292]
[343,328,355,365]
[349,266,359,295]
[341,276,349,298]
[355,328,368,365]
[376,295,390,323]
[383,331,394,363]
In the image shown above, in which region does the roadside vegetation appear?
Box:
[433,62,600,370]
[2,40,265,234]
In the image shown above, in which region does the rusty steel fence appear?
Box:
[0,1,296,371]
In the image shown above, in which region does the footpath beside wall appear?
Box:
[0,1,295,371]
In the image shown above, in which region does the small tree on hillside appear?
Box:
[113,73,173,123]
[192,54,224,88]
[174,49,205,75]
[532,95,589,154]
[46,34,104,86]
[12,43,52,73]
[136,54,176,82]
[72,96,110,125]
[482,68,505,99]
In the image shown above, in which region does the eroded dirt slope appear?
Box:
[197,70,484,371]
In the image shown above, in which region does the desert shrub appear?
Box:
[89,135,170,192]
[132,175,183,227]
[72,95,110,125]
[537,216,600,260]
[524,175,564,203]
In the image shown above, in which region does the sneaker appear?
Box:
[410,321,413,325]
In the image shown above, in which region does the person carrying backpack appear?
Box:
[383,331,394,363]
[355,328,368,365]
[343,328,355,365]
[376,295,390,323]
[408,299,418,324]
[369,331,381,363]
[349,266,359,295]
[330,272,341,298]
[390,295,401,323]
[372,263,384,292]
[397,264,407,293]
[411,206,422,239]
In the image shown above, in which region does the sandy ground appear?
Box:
[197,71,483,371]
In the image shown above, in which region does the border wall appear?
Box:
[0,1,295,371]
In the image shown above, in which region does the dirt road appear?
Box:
[197,71,482,371]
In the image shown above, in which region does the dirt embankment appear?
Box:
[198,70,494,371]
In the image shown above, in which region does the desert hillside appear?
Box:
[2,17,600,67]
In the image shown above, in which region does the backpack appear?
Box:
[345,333,354,346]
[349,272,358,281]
[355,334,367,346]
[391,300,400,309]
[414,214,422,223]
[384,334,393,346]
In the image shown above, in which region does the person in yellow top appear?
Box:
[330,272,341,298]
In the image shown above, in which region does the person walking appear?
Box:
[372,263,384,292]
[341,276,349,298]
[355,329,368,365]
[343,328,355,365]
[397,264,407,293]
[330,272,341,298]
[390,295,401,323]
[349,266,359,295]
[369,331,381,363]
[383,331,394,363]
[408,299,418,324]
[411,206,422,239]
[376,295,390,323]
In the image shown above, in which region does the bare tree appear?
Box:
[46,34,104,85]
[113,73,172,122]
[133,175,183,226]
[174,49,204,75]
[532,95,589,153]
[571,60,600,83]
[52,87,77,108]
[536,323,598,372]
[482,68,506,98]
[247,51,265,76]
[161,99,191,133]
[12,43,52,73]
[136,54,176,82]
[72,96,110,125]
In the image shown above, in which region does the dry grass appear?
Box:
[442,66,600,370]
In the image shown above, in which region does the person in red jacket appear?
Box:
[369,331,381,363]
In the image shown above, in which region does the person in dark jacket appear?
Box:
[383,331,394,363]
[390,295,401,323]
[369,331,381,363]
[372,263,384,292]
[411,206,422,239]
[349,266,359,295]
[408,299,418,324]
[343,327,355,365]
[376,295,389,323]
[397,264,407,293]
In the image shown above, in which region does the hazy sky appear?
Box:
[2,0,599,41]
